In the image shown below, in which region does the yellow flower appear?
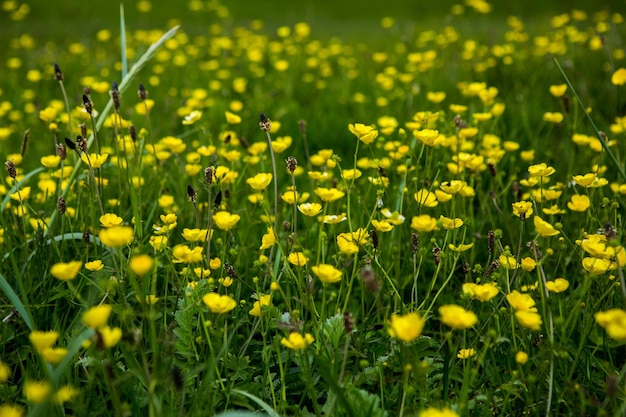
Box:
[85,260,104,271]
[594,309,626,341]
[280,332,315,350]
[520,257,536,271]
[50,261,82,281]
[99,326,122,348]
[182,110,202,125]
[582,257,611,274]
[439,305,477,329]
[249,294,272,317]
[337,233,359,255]
[24,380,52,403]
[411,214,437,232]
[259,228,276,250]
[29,330,59,352]
[225,111,241,124]
[498,255,518,269]
[311,264,342,284]
[543,112,564,124]
[611,67,626,85]
[41,347,67,364]
[546,278,569,293]
[341,169,362,180]
[439,215,463,229]
[515,310,542,331]
[314,187,345,202]
[82,304,112,329]
[426,91,446,103]
[515,351,529,364]
[80,153,109,168]
[172,244,203,263]
[145,295,160,305]
[457,348,476,359]
[348,123,378,144]
[213,211,241,231]
[567,194,590,212]
[129,254,154,276]
[414,129,440,146]
[440,180,463,194]
[414,189,438,207]
[40,155,61,168]
[181,228,211,242]
[322,213,347,224]
[270,136,292,153]
[9,187,30,202]
[149,235,168,251]
[298,202,322,217]
[202,293,237,314]
[549,84,567,97]
[572,173,597,187]
[528,163,555,177]
[506,290,536,311]
[387,312,426,343]
[0,404,23,417]
[246,173,273,190]
[371,219,393,232]
[99,226,134,247]
[418,406,459,417]
[288,252,309,266]
[54,385,78,403]
[512,201,533,219]
[0,361,11,383]
[463,282,498,301]
[533,216,560,237]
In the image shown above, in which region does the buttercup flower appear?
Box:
[546,278,569,293]
[439,305,477,329]
[457,348,476,359]
[418,406,459,417]
[506,291,537,311]
[314,187,345,202]
[348,123,378,144]
[567,194,590,212]
[515,351,529,364]
[249,294,272,317]
[202,293,237,314]
[533,216,560,237]
[246,173,272,190]
[50,261,82,281]
[280,332,315,350]
[129,254,154,276]
[594,309,626,341]
[99,226,134,247]
[172,244,203,263]
[311,264,342,284]
[182,110,202,125]
[515,310,542,331]
[387,312,426,342]
[298,202,322,217]
[29,330,59,352]
[213,211,241,231]
[288,252,309,266]
[82,304,112,329]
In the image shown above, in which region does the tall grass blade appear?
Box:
[120,3,128,78]
[231,389,282,417]
[0,271,34,330]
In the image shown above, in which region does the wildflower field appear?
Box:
[1,0,626,416]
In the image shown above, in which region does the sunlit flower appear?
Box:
[129,254,154,276]
[462,282,498,301]
[512,201,533,219]
[457,348,476,359]
[323,213,347,224]
[280,332,315,350]
[506,290,536,311]
[246,173,272,190]
[414,189,438,207]
[29,330,59,352]
[387,312,426,342]
[520,257,536,271]
[98,226,134,248]
[611,68,626,85]
[528,163,555,177]
[225,111,241,124]
[213,211,241,231]
[172,244,203,263]
[515,310,542,331]
[348,123,378,144]
[50,261,82,281]
[80,153,109,168]
[288,252,308,266]
[567,194,590,212]
[543,112,564,124]
[41,347,67,364]
[202,293,236,314]
[98,326,122,348]
[82,304,112,329]
[249,294,272,317]
[411,214,438,232]
[594,309,626,341]
[439,305,477,329]
[545,278,569,293]
[259,228,276,250]
[182,110,202,125]
[311,264,342,284]
[24,380,52,403]
[516,351,529,364]
[549,84,567,97]
[418,406,459,417]
[533,216,560,237]
[498,255,518,269]
[298,202,322,217]
[314,187,345,202]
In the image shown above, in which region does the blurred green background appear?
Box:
[3,0,626,43]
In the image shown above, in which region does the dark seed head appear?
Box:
[129,125,137,142]
[76,135,87,153]
[5,161,16,179]
[82,94,93,115]
[138,83,148,101]
[213,190,222,208]
[64,137,76,151]
[259,113,271,132]
[286,156,298,173]
[343,311,354,333]
[187,184,197,203]
[56,143,67,160]
[58,197,66,215]
[54,63,63,81]
[204,166,214,186]
[411,233,419,255]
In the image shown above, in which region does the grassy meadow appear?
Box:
[1,0,626,416]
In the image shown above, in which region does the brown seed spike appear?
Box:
[58,197,67,215]
[286,156,298,173]
[138,83,148,101]
[343,311,354,333]
[56,144,67,160]
[54,63,63,81]
[64,137,76,151]
[259,113,271,132]
[187,184,197,203]
[110,82,120,110]
[76,135,87,153]
[20,129,29,157]
[204,166,214,186]
[5,161,16,179]
[411,233,419,255]
[82,94,93,115]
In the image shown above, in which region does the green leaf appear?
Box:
[231,389,282,417]
[0,271,34,330]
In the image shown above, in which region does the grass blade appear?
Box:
[0,271,34,330]
[231,389,282,417]
[120,3,128,79]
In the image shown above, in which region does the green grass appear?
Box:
[0,1,626,416]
